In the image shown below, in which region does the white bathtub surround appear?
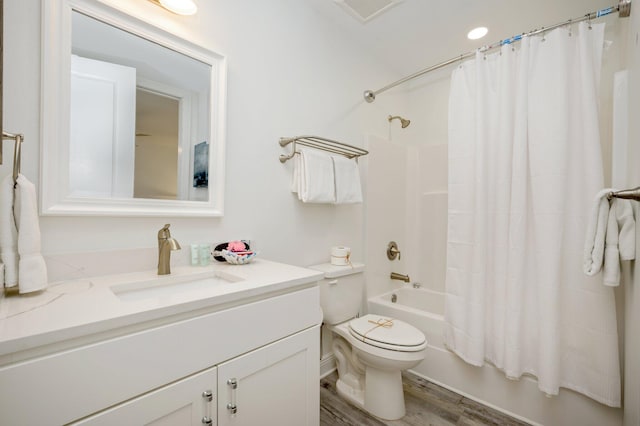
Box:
[446,22,620,406]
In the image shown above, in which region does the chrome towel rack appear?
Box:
[279,135,368,163]
[2,131,23,183]
[608,187,640,202]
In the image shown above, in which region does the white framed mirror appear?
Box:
[41,0,226,216]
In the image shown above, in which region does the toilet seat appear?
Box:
[348,314,426,352]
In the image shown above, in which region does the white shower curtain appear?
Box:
[445,22,620,406]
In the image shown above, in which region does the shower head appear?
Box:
[388,115,410,128]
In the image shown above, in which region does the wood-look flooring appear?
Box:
[320,371,531,426]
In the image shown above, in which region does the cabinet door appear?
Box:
[72,366,217,426]
[218,326,320,426]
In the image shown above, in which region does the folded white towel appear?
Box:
[0,175,18,288]
[584,188,613,276]
[291,154,301,194]
[332,156,363,204]
[14,174,48,293]
[616,199,636,261]
[297,149,336,203]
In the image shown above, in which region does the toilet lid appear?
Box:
[349,314,426,351]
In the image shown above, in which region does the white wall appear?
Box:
[2,0,406,276]
[623,3,640,426]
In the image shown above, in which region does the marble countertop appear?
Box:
[0,259,323,358]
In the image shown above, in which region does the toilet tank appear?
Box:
[308,262,365,325]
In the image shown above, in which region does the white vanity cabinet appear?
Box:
[0,284,321,426]
[73,366,219,426]
[217,326,319,426]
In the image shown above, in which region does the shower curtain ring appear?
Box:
[541,27,546,42]
[568,19,573,37]
[587,14,593,30]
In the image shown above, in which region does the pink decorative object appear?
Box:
[227,240,246,252]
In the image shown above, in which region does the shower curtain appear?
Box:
[445,22,620,406]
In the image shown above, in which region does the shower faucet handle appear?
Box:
[387,241,401,261]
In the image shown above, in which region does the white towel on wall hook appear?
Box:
[0,175,19,288]
[14,174,48,293]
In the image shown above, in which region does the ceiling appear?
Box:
[306,0,622,79]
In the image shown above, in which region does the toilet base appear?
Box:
[334,367,406,420]
[364,366,405,420]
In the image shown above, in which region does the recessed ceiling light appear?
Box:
[467,26,488,40]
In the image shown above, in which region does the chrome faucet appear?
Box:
[390,272,410,283]
[157,224,181,275]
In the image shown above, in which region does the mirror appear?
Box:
[41,0,227,216]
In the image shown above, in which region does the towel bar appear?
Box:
[2,131,23,183]
[279,135,368,163]
[608,187,640,202]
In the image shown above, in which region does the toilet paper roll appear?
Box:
[330,246,351,266]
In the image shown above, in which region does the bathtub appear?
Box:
[367,286,620,426]
[368,286,445,351]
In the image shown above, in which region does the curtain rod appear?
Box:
[363,0,631,103]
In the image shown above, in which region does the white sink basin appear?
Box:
[110,270,244,302]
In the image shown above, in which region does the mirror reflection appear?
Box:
[70,11,211,201]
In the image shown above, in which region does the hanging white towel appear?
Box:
[583,188,613,276]
[603,198,636,286]
[291,154,301,194]
[0,175,18,288]
[296,149,336,203]
[332,156,362,204]
[617,199,636,261]
[14,174,48,293]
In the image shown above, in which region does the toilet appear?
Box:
[310,262,426,420]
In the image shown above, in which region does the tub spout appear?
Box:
[390,272,410,283]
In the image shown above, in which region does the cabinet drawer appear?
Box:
[0,286,320,425]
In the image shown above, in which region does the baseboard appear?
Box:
[320,354,336,379]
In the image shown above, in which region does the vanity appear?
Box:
[0,260,323,425]
[0,0,324,423]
